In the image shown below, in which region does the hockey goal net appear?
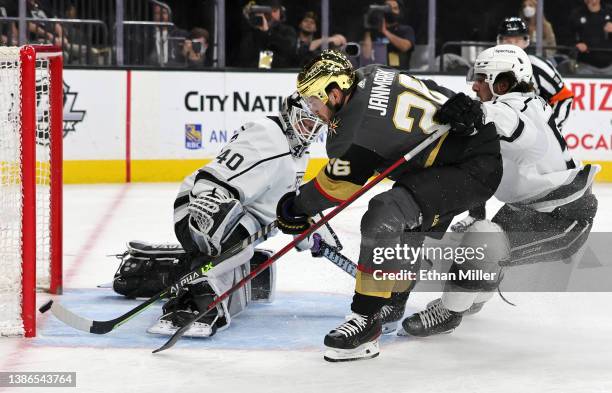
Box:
[0,45,63,337]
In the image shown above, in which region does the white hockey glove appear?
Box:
[450,215,477,233]
[188,192,245,256]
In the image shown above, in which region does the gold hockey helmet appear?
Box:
[296,49,355,105]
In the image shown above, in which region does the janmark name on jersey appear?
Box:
[367,69,395,116]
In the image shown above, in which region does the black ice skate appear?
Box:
[323,313,381,362]
[426,297,487,316]
[400,300,462,337]
[380,291,410,334]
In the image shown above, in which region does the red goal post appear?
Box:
[0,45,63,337]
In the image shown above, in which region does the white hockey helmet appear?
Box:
[280,91,328,157]
[467,44,532,96]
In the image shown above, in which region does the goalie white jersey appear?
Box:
[482,92,598,210]
[175,116,309,228]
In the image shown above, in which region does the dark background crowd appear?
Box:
[1,0,611,74]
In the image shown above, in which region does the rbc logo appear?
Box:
[185,124,202,149]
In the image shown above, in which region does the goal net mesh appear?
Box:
[0,47,53,336]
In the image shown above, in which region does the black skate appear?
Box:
[400,300,462,337]
[323,313,381,362]
[426,297,486,316]
[380,291,410,334]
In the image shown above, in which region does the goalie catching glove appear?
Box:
[434,92,485,136]
[188,191,245,256]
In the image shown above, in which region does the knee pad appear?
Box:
[361,187,422,238]
[250,249,276,303]
[447,220,509,292]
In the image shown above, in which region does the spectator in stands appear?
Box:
[294,11,347,66]
[0,0,18,46]
[26,0,74,50]
[519,0,557,56]
[237,0,296,68]
[182,27,212,68]
[570,0,612,74]
[361,0,415,69]
[62,2,89,63]
[148,3,177,66]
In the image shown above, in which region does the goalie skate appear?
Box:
[147,310,227,338]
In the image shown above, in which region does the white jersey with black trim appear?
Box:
[528,54,573,131]
[175,117,308,227]
[482,92,598,211]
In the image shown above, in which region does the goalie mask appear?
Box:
[280,91,328,157]
[467,44,532,97]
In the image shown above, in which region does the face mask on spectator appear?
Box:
[523,6,536,18]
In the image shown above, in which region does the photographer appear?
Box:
[294,11,348,66]
[237,0,297,68]
[361,0,415,69]
[181,27,212,68]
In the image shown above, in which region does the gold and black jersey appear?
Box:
[293,65,501,230]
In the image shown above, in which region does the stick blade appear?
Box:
[152,323,190,353]
[46,301,95,333]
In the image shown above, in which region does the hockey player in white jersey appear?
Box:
[497,17,574,132]
[401,45,599,337]
[146,92,329,337]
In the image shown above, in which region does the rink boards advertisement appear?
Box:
[60,69,612,183]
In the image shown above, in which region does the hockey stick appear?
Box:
[38,221,277,334]
[311,234,356,277]
[153,126,449,353]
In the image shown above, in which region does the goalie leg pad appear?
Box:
[250,249,276,303]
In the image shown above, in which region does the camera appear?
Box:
[344,42,361,57]
[245,5,273,28]
[191,41,202,54]
[364,4,392,30]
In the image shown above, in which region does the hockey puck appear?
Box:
[39,300,53,313]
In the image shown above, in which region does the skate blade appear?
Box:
[323,341,380,362]
[382,322,398,335]
[397,326,456,337]
[147,321,214,338]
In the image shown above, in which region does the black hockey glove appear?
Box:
[276,192,312,235]
[434,92,485,136]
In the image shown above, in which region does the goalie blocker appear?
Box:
[113,240,276,303]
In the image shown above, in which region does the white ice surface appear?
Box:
[1,182,612,393]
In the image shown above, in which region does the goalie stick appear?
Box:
[153,126,449,353]
[38,221,277,334]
